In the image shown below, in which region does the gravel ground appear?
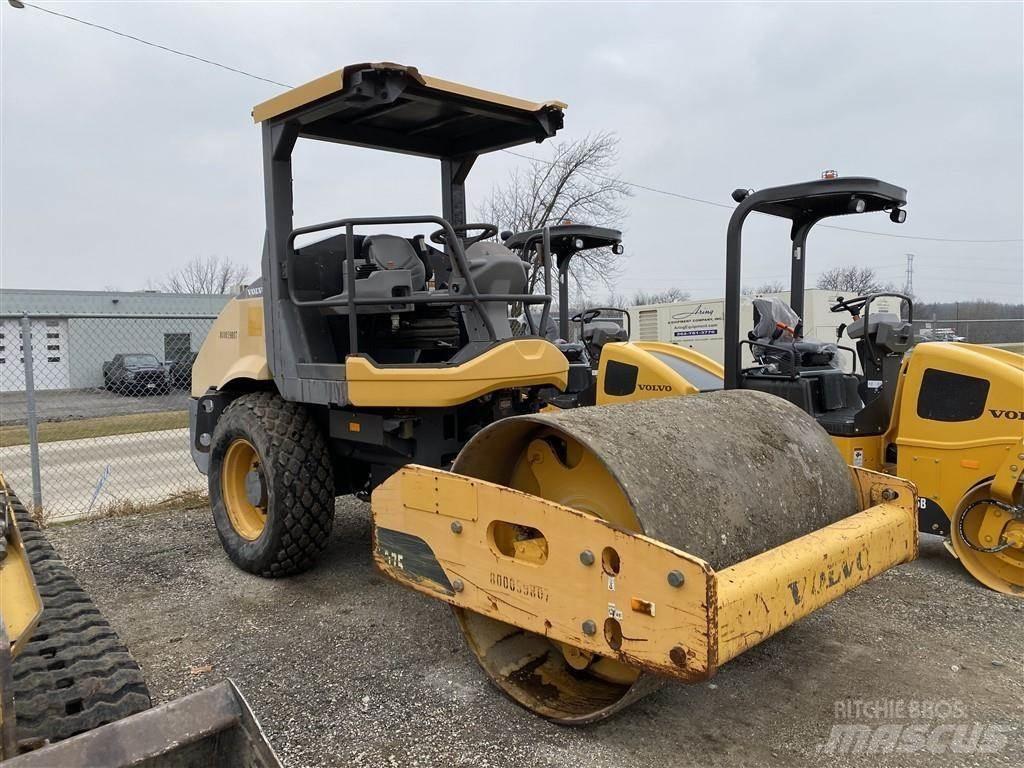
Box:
[47,500,1022,768]
[0,388,190,424]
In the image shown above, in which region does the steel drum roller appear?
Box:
[451,390,860,722]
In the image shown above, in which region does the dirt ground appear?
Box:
[47,500,1022,768]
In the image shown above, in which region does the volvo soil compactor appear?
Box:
[189,63,919,722]
[0,474,279,766]
[720,177,1024,595]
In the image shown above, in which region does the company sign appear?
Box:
[669,302,724,340]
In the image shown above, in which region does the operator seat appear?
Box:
[749,297,836,369]
[455,240,529,341]
[743,297,866,435]
[583,320,628,365]
[362,234,426,291]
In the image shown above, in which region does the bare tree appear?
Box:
[816,266,887,295]
[742,280,787,295]
[154,256,252,294]
[630,287,690,305]
[477,132,632,301]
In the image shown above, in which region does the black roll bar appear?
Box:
[724,177,908,389]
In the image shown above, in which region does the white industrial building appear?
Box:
[0,289,231,392]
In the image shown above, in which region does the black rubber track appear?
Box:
[7,490,151,746]
[209,392,335,577]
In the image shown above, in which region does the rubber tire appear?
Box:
[9,495,151,745]
[208,392,335,577]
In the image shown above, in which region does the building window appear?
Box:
[47,356,61,363]
[47,344,60,351]
[47,332,60,339]
[164,333,192,363]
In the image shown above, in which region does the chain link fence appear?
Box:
[0,313,216,521]
[911,318,1024,350]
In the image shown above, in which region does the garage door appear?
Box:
[0,319,71,392]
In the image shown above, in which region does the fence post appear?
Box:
[20,314,43,513]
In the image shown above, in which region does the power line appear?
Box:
[502,150,1022,244]
[10,1,1024,246]
[14,2,293,88]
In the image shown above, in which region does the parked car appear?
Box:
[102,353,171,395]
[168,351,197,390]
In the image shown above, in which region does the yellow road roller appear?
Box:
[188,62,919,721]
[720,179,1024,595]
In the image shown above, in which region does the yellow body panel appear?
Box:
[372,465,917,682]
[882,343,1023,518]
[253,62,566,123]
[822,342,1024,593]
[0,475,43,658]
[595,342,723,405]
[346,340,569,407]
[191,297,271,397]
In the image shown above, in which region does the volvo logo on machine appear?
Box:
[989,409,1022,420]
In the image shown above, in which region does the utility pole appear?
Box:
[904,253,915,297]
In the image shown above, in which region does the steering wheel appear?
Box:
[430,223,499,248]
[830,295,869,318]
[570,308,603,324]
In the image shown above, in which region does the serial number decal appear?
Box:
[489,572,550,602]
[219,330,238,339]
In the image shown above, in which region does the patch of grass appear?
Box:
[0,410,188,448]
[44,488,209,527]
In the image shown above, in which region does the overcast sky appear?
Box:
[2,1,1022,304]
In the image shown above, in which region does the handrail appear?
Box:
[741,339,799,379]
[284,215,553,353]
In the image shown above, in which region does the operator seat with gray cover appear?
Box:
[319,234,428,314]
[744,296,864,433]
[749,297,838,369]
[452,240,529,344]
[583,319,628,365]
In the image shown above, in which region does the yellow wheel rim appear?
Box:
[221,438,268,541]
[509,431,642,687]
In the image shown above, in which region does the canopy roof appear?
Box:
[504,225,622,254]
[252,62,566,158]
[742,177,907,220]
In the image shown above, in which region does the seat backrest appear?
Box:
[750,297,801,342]
[458,242,529,340]
[586,322,628,348]
[363,235,426,291]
